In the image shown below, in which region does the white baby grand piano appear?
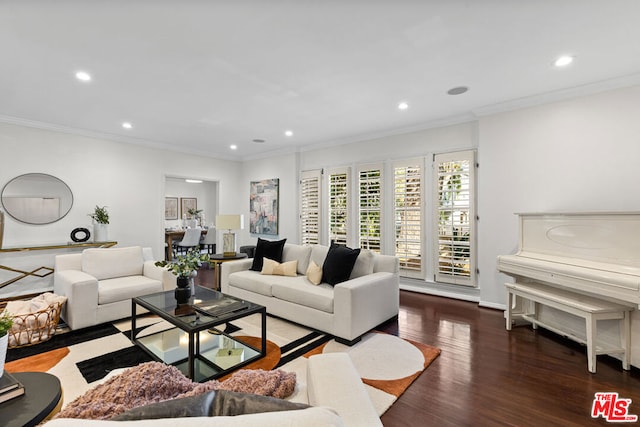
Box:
[497,212,638,373]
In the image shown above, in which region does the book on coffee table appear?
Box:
[0,372,25,404]
[0,372,21,394]
[193,298,249,317]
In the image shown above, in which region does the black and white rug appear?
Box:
[7,313,440,415]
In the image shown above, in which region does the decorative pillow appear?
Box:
[306,260,322,285]
[55,362,297,420]
[261,258,298,277]
[321,243,361,286]
[282,244,313,275]
[349,249,375,279]
[250,238,287,271]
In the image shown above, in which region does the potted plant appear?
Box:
[187,208,203,227]
[88,205,109,242]
[156,248,209,303]
[0,310,13,376]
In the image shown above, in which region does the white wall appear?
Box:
[477,85,640,366]
[238,152,300,247]
[0,122,242,297]
[477,85,640,306]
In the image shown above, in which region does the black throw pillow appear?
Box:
[250,238,287,271]
[322,243,361,286]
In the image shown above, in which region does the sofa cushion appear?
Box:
[82,246,144,280]
[98,276,163,305]
[250,238,286,272]
[322,244,361,286]
[310,245,330,268]
[350,249,375,279]
[282,244,312,275]
[306,260,322,285]
[271,281,334,313]
[261,258,298,277]
[228,271,275,297]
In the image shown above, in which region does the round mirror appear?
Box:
[1,173,74,225]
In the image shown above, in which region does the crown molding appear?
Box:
[472,72,640,117]
[0,114,242,162]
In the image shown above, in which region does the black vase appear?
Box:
[175,276,191,304]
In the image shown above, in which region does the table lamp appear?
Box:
[216,214,244,257]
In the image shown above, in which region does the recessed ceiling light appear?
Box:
[230,144,238,150]
[398,102,409,110]
[285,130,293,137]
[75,71,92,82]
[447,86,469,95]
[122,122,133,129]
[185,179,202,184]
[554,55,574,67]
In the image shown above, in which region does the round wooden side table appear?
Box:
[2,372,63,427]
[209,252,248,290]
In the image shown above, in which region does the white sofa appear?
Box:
[221,243,399,345]
[53,246,175,330]
[44,353,379,427]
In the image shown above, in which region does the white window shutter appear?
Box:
[433,151,476,286]
[300,170,321,245]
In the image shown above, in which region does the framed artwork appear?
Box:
[250,178,279,235]
[164,197,178,220]
[180,198,197,219]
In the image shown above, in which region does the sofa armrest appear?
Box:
[53,270,99,330]
[143,261,177,291]
[332,272,399,341]
[307,353,381,427]
[220,259,254,293]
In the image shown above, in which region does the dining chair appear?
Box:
[175,227,202,256]
[200,230,217,255]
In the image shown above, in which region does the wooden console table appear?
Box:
[0,241,117,289]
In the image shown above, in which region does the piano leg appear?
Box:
[586,315,596,374]
[531,301,539,330]
[505,291,514,330]
[623,311,631,371]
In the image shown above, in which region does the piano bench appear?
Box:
[505,282,633,374]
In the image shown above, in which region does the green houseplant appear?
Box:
[88,205,109,224]
[89,205,110,242]
[156,248,209,303]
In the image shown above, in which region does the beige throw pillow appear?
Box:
[261,258,298,277]
[306,260,322,285]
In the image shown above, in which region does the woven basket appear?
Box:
[5,301,63,348]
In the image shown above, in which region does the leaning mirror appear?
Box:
[1,173,74,225]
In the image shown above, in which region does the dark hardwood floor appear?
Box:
[199,267,639,426]
[376,291,640,427]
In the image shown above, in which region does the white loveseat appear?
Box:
[221,243,399,345]
[53,246,175,330]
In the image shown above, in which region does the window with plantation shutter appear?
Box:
[358,165,382,252]
[300,170,321,245]
[328,168,349,245]
[434,151,476,286]
[394,161,423,278]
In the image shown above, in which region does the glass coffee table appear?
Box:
[131,286,266,382]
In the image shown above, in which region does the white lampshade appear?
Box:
[215,214,244,230]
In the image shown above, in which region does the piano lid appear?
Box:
[498,212,640,307]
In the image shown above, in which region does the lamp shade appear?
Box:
[216,214,244,230]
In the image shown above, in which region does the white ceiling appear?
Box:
[2,1,640,161]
